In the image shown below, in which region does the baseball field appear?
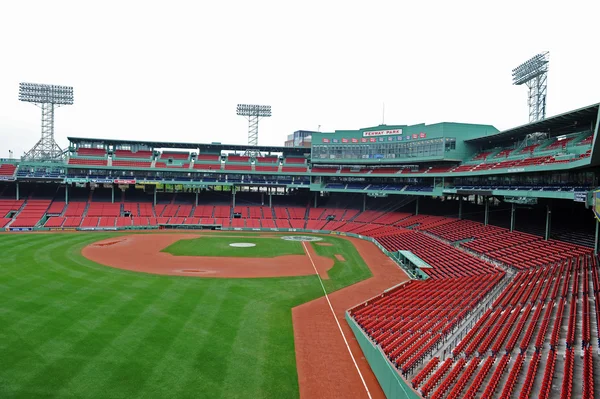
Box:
[0,232,383,399]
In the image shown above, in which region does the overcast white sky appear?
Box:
[0,0,599,157]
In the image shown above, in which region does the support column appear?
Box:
[595,218,599,256]
[362,193,366,212]
[484,197,489,226]
[269,192,272,208]
[545,204,552,241]
[195,190,199,206]
[153,185,157,207]
[314,192,317,208]
[65,184,69,204]
[510,202,516,232]
[415,197,419,215]
[111,184,115,204]
[458,197,463,220]
[16,182,19,201]
[232,186,236,208]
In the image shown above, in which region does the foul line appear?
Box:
[302,241,372,399]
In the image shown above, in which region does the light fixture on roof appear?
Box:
[19,82,74,161]
[512,52,549,123]
[236,104,272,156]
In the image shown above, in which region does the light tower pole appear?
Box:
[236,104,272,155]
[19,82,74,161]
[512,52,549,122]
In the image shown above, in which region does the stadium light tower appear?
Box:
[19,82,74,161]
[512,52,549,122]
[236,104,272,147]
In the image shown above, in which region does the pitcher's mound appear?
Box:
[229,243,256,248]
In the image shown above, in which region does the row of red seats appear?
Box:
[69,158,107,166]
[462,355,494,398]
[583,346,594,399]
[430,358,465,399]
[538,350,557,399]
[561,349,574,399]
[419,358,452,397]
[445,356,479,399]
[499,353,524,398]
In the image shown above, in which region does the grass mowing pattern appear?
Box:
[310,237,373,293]
[0,233,372,399]
[162,236,305,258]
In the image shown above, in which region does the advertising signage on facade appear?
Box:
[363,129,403,137]
[114,179,136,184]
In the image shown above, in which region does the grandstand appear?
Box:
[1,101,599,398]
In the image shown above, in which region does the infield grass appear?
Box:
[0,233,371,399]
[162,236,305,258]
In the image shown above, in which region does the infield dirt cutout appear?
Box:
[82,232,409,399]
[82,234,334,279]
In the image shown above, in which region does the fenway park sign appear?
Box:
[363,129,403,137]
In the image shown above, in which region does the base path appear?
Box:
[82,234,334,279]
[293,237,410,399]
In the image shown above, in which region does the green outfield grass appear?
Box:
[0,233,372,399]
[162,236,304,258]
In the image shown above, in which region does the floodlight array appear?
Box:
[512,52,549,85]
[19,82,74,105]
[236,104,272,117]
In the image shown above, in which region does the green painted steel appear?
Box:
[345,313,421,399]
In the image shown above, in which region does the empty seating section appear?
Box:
[69,158,108,166]
[351,245,597,399]
[495,148,513,158]
[286,207,306,219]
[284,157,306,164]
[11,200,51,227]
[76,148,106,157]
[311,166,338,173]
[194,163,221,170]
[213,205,230,218]
[227,155,249,162]
[0,199,24,218]
[196,154,220,161]
[0,164,16,176]
[521,143,539,153]
[64,202,87,217]
[255,165,278,172]
[579,134,594,145]
[370,167,401,174]
[112,160,152,167]
[86,203,121,217]
[46,201,66,214]
[281,166,307,172]
[193,205,215,218]
[154,162,188,168]
[351,274,502,377]
[63,217,83,227]
[473,151,492,160]
[160,152,189,160]
[224,164,252,171]
[44,216,65,227]
[546,137,574,150]
[255,156,278,163]
[420,218,593,269]
[176,205,193,217]
[114,150,152,158]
